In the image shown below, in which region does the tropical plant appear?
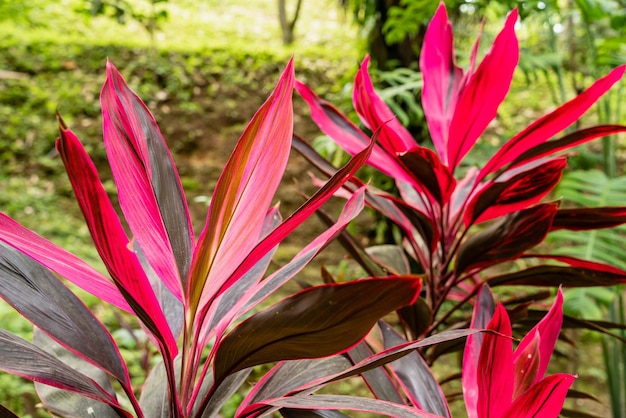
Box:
[295,3,626,413]
[0,59,441,417]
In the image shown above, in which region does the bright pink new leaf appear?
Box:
[447,10,519,169]
[419,2,463,164]
[56,125,177,359]
[0,214,131,312]
[504,374,575,418]
[479,65,626,182]
[477,303,514,418]
[101,62,193,300]
[353,55,417,154]
[514,288,564,385]
[188,59,294,320]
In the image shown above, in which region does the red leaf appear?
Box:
[57,125,177,359]
[463,285,495,418]
[399,146,456,205]
[504,373,575,418]
[465,157,566,225]
[420,2,464,164]
[456,203,558,276]
[447,9,519,169]
[477,304,514,418]
[188,59,294,320]
[478,65,625,182]
[102,62,192,299]
[514,288,563,385]
[509,125,626,170]
[0,214,131,312]
[353,56,417,154]
[295,80,412,183]
[512,330,540,399]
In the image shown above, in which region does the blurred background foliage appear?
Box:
[1,0,626,416]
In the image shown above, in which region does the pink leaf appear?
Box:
[188,59,294,319]
[420,2,464,164]
[57,124,177,359]
[477,303,514,418]
[447,9,519,169]
[353,55,417,154]
[514,288,563,384]
[398,146,456,205]
[512,330,540,399]
[504,373,575,418]
[463,285,495,418]
[295,79,413,183]
[102,62,193,299]
[0,214,131,312]
[479,65,626,182]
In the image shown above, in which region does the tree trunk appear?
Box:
[278,0,304,45]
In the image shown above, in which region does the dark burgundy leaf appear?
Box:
[488,265,626,287]
[0,243,129,386]
[465,158,566,225]
[380,321,451,417]
[399,147,456,205]
[33,330,123,418]
[0,329,123,410]
[281,409,349,417]
[346,342,405,404]
[250,394,438,417]
[398,298,433,339]
[391,196,439,251]
[456,204,558,275]
[552,206,626,230]
[0,405,18,418]
[240,357,353,413]
[212,276,422,386]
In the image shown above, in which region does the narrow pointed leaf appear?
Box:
[281,409,348,418]
[33,330,124,418]
[102,62,192,299]
[380,321,451,417]
[552,206,626,230]
[489,265,626,287]
[188,59,294,318]
[353,56,416,153]
[213,276,422,385]
[420,2,463,163]
[346,341,405,404]
[239,357,353,414]
[477,304,514,418]
[515,289,563,384]
[0,243,130,386]
[509,125,626,169]
[463,285,495,418]
[0,329,122,409]
[447,9,519,169]
[0,214,131,312]
[504,374,575,418]
[295,80,412,183]
[57,124,177,359]
[210,130,376,307]
[456,204,557,275]
[465,157,566,225]
[512,331,540,399]
[479,65,625,182]
[251,395,441,418]
[399,147,456,205]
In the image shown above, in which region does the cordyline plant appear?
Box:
[293,3,626,415]
[0,58,470,417]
